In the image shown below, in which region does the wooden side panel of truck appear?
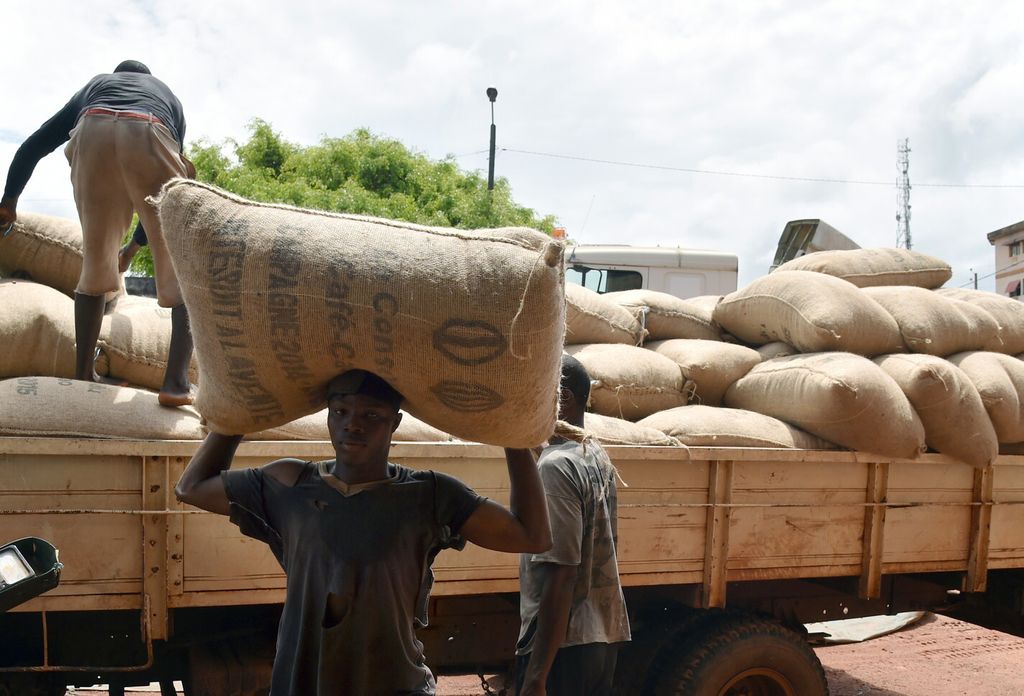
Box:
[2,438,1023,693]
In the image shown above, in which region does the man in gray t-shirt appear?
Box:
[516,356,630,696]
[176,369,552,695]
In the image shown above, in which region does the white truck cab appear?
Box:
[564,244,739,299]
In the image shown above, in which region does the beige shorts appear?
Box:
[65,112,189,307]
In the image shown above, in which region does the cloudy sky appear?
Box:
[5,0,1024,289]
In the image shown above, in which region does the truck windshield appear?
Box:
[567,265,643,293]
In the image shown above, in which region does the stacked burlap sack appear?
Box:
[0,275,198,381]
[0,213,202,440]
[563,247,1024,467]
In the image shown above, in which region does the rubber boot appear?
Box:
[74,292,106,382]
[159,303,195,407]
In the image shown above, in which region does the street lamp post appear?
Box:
[486,87,498,191]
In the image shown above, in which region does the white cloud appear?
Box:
[6,0,1024,291]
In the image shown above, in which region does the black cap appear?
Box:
[113,60,151,74]
[327,370,403,410]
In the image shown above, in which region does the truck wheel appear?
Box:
[614,608,704,696]
[651,616,828,696]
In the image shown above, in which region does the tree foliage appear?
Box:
[129,119,555,276]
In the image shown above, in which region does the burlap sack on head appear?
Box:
[757,342,797,361]
[937,288,1024,354]
[646,339,760,406]
[98,295,199,390]
[249,409,455,442]
[862,286,999,356]
[947,351,1024,443]
[565,343,688,420]
[874,354,997,467]
[713,271,904,356]
[156,179,564,446]
[638,405,837,449]
[774,247,952,289]
[602,289,721,342]
[583,412,680,446]
[724,352,926,458]
[0,376,204,439]
[564,283,644,345]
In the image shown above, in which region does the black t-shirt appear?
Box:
[222,461,486,696]
[3,71,186,200]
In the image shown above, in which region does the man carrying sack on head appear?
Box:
[176,369,553,695]
[0,60,195,406]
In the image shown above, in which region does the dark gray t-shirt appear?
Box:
[222,461,485,696]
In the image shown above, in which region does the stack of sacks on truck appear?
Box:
[713,247,1019,467]
[0,213,197,439]
[561,245,1024,466]
[562,282,824,449]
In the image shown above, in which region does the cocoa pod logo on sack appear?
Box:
[431,381,505,412]
[432,319,508,366]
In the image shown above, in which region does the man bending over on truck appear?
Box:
[516,355,631,696]
[0,60,194,405]
[176,369,552,696]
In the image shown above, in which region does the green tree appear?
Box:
[129,119,556,275]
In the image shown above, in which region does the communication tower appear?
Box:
[896,138,912,249]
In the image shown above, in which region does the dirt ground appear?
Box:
[70,613,1024,695]
[433,613,1024,696]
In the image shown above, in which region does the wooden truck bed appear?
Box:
[3,438,1023,644]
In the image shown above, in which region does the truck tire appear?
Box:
[614,607,704,696]
[651,615,828,696]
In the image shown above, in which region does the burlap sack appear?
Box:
[565,343,688,420]
[0,212,84,296]
[774,248,952,289]
[874,354,997,467]
[583,412,680,446]
[757,342,797,360]
[0,376,204,439]
[713,271,903,356]
[937,288,1024,354]
[249,409,455,442]
[0,279,79,379]
[564,283,644,345]
[947,351,1024,443]
[603,289,721,342]
[156,179,564,446]
[724,353,926,458]
[862,286,999,356]
[638,405,836,449]
[646,339,760,406]
[685,295,723,314]
[98,296,199,390]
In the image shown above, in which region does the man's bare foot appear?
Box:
[159,390,194,408]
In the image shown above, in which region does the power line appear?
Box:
[500,147,1024,189]
[958,257,1024,287]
